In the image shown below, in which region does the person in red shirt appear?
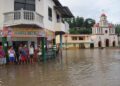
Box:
[0,46,6,65]
[24,45,29,64]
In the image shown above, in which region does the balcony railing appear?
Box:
[4,9,44,28]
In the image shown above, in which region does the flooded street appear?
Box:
[0,49,120,86]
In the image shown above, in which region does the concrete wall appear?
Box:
[0,0,14,29]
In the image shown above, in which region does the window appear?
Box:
[79,37,84,40]
[48,7,52,21]
[105,30,108,34]
[56,14,60,22]
[14,0,35,11]
[72,37,77,40]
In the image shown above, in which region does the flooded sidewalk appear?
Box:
[0,49,120,86]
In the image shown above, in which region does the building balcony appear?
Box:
[4,9,44,28]
[55,21,69,34]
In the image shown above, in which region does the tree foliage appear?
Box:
[65,17,95,34]
[115,25,120,36]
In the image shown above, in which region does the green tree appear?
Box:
[76,16,84,27]
[84,18,95,28]
[115,25,120,36]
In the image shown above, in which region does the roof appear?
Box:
[54,6,74,18]
[53,0,74,18]
[53,0,62,6]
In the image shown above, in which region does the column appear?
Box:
[60,33,63,49]
[2,37,8,62]
[41,37,46,63]
[53,38,56,58]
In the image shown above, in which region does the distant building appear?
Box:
[56,34,93,49]
[92,13,118,47]
[56,13,119,49]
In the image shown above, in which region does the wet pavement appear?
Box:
[0,48,120,86]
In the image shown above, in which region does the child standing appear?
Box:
[8,46,15,64]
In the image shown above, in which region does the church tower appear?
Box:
[92,13,115,35]
[99,13,108,27]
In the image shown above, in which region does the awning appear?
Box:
[54,6,74,18]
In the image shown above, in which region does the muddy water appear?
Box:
[0,49,120,86]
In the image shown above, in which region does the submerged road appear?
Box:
[0,48,120,86]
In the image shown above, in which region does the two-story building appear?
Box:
[0,0,73,51]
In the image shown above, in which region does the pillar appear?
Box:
[2,37,8,62]
[41,37,46,63]
[53,38,56,58]
[60,33,63,49]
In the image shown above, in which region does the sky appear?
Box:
[59,0,120,24]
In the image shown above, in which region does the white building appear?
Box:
[92,13,118,47]
[56,13,118,49]
[0,0,73,49]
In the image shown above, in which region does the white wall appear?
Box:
[0,0,66,33]
[92,35,118,47]
[0,0,14,30]
[43,0,57,31]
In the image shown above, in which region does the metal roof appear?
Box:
[54,6,74,18]
[53,0,74,18]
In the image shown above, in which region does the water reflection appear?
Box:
[0,49,120,86]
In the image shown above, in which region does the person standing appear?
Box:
[8,46,16,64]
[20,46,27,64]
[29,45,34,64]
[24,45,29,63]
[37,45,42,62]
[0,46,6,65]
[18,44,23,64]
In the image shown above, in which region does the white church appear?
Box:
[56,13,119,49]
[91,13,118,47]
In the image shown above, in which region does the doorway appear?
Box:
[105,39,109,47]
[98,41,102,47]
[113,41,116,47]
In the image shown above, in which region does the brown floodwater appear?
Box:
[0,48,120,86]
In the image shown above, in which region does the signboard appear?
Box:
[1,27,55,38]
[12,27,46,37]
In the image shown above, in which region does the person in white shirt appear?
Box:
[8,46,15,64]
[29,45,34,64]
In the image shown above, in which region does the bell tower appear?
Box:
[99,13,108,27]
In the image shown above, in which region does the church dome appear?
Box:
[101,13,106,17]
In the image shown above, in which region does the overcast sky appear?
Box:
[59,0,120,24]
